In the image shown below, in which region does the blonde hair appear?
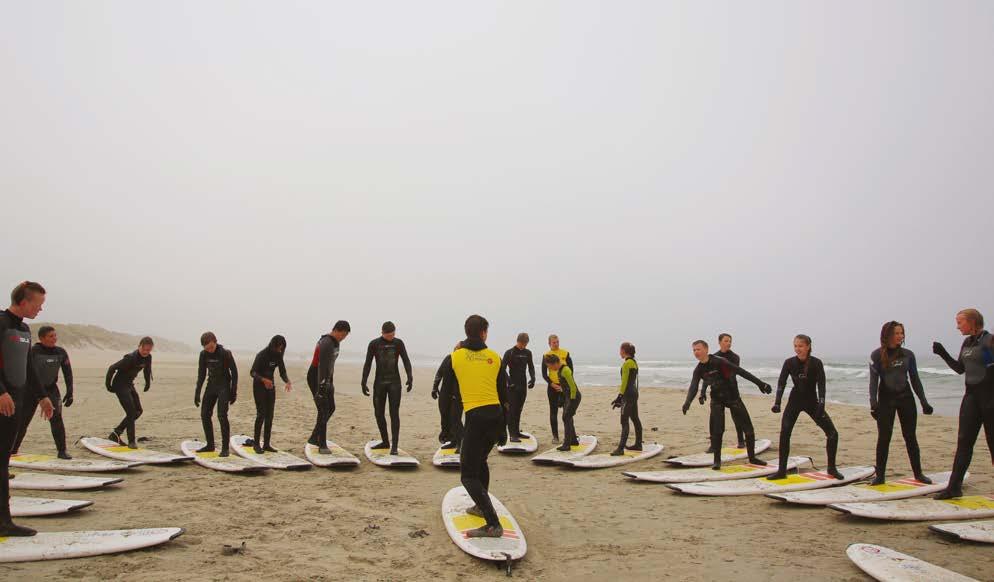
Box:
[958,309,985,331]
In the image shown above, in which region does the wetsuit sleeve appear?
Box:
[27,351,45,399]
[250,351,263,379]
[937,340,965,374]
[361,339,375,385]
[497,363,509,407]
[619,359,633,395]
[227,350,238,389]
[541,357,551,384]
[561,367,578,400]
[398,339,413,382]
[318,337,335,386]
[719,356,765,390]
[527,350,536,384]
[907,351,928,404]
[432,360,445,393]
[277,355,289,383]
[815,359,826,402]
[105,356,126,390]
[60,348,74,392]
[868,354,880,408]
[684,366,701,406]
[0,320,8,395]
[500,349,512,378]
[196,352,206,392]
[775,359,790,403]
[566,353,574,370]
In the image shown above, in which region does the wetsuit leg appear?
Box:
[114,387,142,444]
[547,385,561,441]
[47,387,66,454]
[727,398,759,461]
[561,393,581,448]
[387,382,402,451]
[736,424,746,448]
[507,384,526,438]
[874,398,897,479]
[263,387,275,447]
[11,392,39,454]
[1,403,22,526]
[894,396,923,477]
[948,388,985,492]
[450,396,464,449]
[253,380,267,444]
[200,389,219,447]
[618,401,631,449]
[437,384,451,444]
[460,404,503,528]
[806,404,839,469]
[372,383,390,447]
[629,395,643,447]
[777,398,804,469]
[216,389,231,450]
[709,399,727,466]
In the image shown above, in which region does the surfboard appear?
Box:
[0,527,185,563]
[81,437,192,464]
[667,466,875,496]
[497,432,539,454]
[625,456,810,483]
[768,472,954,505]
[442,486,526,575]
[929,520,994,544]
[531,435,597,465]
[846,543,979,582]
[229,435,311,471]
[560,442,664,469]
[180,440,270,474]
[433,446,461,468]
[364,441,419,468]
[11,497,93,517]
[9,472,123,491]
[830,494,994,521]
[10,453,141,473]
[664,439,772,467]
[304,441,360,468]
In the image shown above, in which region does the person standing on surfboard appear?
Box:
[450,314,508,538]
[194,332,238,457]
[306,320,350,455]
[541,334,573,443]
[545,354,581,452]
[932,308,994,499]
[1,281,53,537]
[768,335,845,480]
[361,321,414,455]
[12,325,74,459]
[703,333,747,451]
[610,342,642,455]
[682,340,771,470]
[432,342,464,451]
[868,321,934,485]
[105,336,154,448]
[249,335,291,455]
[501,333,535,443]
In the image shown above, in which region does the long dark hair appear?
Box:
[879,321,904,369]
[268,335,287,353]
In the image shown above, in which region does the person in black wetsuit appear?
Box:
[194,332,238,456]
[501,333,535,442]
[705,333,747,451]
[1,281,53,537]
[869,321,934,485]
[105,336,154,448]
[361,321,413,455]
[682,340,771,469]
[610,342,642,455]
[250,335,291,454]
[932,308,994,499]
[431,342,464,451]
[12,325,74,459]
[306,320,350,454]
[541,334,573,443]
[768,335,844,480]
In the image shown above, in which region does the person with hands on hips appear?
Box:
[194,332,238,457]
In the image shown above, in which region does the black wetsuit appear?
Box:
[13,343,73,454]
[0,310,43,528]
[712,350,747,446]
[362,337,413,449]
[195,345,238,450]
[684,355,768,465]
[501,346,535,439]
[541,350,574,441]
[934,332,994,494]
[105,350,153,444]
[432,355,463,448]
[250,347,288,448]
[306,334,340,447]
[774,356,839,471]
[869,347,931,479]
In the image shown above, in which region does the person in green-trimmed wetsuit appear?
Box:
[610,342,642,455]
[545,354,581,452]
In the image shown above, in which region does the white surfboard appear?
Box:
[11,453,141,473]
[304,441,361,468]
[442,486,526,574]
[769,472,955,505]
[929,520,994,544]
[433,446,461,468]
[664,439,772,467]
[0,527,185,563]
[846,543,978,582]
[531,435,597,465]
[668,466,876,496]
[561,443,665,469]
[830,494,994,521]
[364,441,420,468]
[9,472,123,491]
[11,497,93,517]
[180,440,270,474]
[82,437,192,464]
[229,435,311,471]
[498,432,539,454]
[625,456,810,483]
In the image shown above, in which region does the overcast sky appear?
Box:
[2,1,991,360]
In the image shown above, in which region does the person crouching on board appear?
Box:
[432,342,465,452]
[105,336,154,448]
[545,354,581,452]
[12,325,74,459]
[450,315,509,538]
[194,332,238,457]
[610,342,642,456]
[250,335,292,455]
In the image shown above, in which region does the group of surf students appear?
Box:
[2,280,993,537]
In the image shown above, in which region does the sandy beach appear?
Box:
[5,349,991,581]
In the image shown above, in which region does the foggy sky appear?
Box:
[2,1,992,360]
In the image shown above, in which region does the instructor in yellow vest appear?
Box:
[451,314,508,538]
[541,334,574,443]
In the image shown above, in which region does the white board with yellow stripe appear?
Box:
[442,486,526,562]
[561,442,664,469]
[433,446,461,467]
[626,456,810,483]
[82,437,192,464]
[531,435,597,465]
[768,471,954,505]
[364,440,420,467]
[668,466,875,496]
[305,441,360,468]
[664,439,772,467]
[830,494,994,521]
[180,440,270,473]
[230,435,311,470]
[10,453,140,472]
[0,528,185,563]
